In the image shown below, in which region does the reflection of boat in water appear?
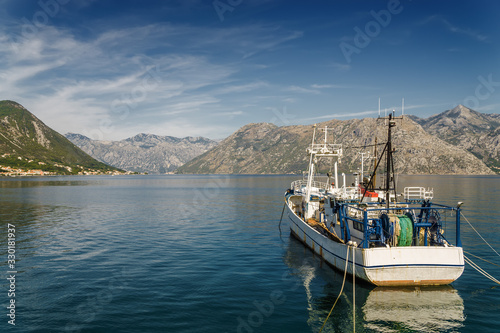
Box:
[283,236,465,332]
[284,114,465,286]
[364,286,465,332]
[283,236,359,332]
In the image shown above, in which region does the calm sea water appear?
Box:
[1,174,499,333]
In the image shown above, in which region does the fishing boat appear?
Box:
[284,113,465,286]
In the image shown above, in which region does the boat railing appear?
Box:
[291,179,330,193]
[338,202,461,248]
[342,186,361,200]
[307,143,342,156]
[404,187,434,200]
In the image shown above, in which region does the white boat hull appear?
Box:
[286,202,464,286]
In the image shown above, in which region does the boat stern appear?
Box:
[363,246,464,286]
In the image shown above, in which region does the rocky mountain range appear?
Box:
[410,105,500,173]
[4,99,497,176]
[0,100,120,175]
[176,108,496,175]
[65,133,218,174]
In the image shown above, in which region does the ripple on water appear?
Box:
[1,175,498,332]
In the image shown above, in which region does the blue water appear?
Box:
[0,175,499,332]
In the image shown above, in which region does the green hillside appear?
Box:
[0,100,121,175]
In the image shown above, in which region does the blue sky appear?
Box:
[0,0,499,140]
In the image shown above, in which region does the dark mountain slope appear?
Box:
[0,100,119,174]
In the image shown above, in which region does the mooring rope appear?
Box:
[464,251,500,268]
[279,201,286,234]
[464,255,500,285]
[352,245,356,333]
[461,212,500,258]
[459,212,500,285]
[319,245,350,333]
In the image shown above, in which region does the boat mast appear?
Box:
[305,124,317,202]
[359,152,365,185]
[371,137,377,190]
[361,111,401,203]
[385,113,395,208]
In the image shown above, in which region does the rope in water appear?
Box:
[352,245,355,333]
[464,251,500,268]
[319,245,350,333]
[464,255,500,285]
[461,212,500,258]
[460,212,500,284]
[278,201,286,234]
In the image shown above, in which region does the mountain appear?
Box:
[176,122,312,174]
[65,133,218,174]
[411,105,500,173]
[0,100,120,175]
[176,117,495,175]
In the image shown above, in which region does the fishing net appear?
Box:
[397,215,413,246]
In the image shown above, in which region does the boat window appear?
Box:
[353,220,364,232]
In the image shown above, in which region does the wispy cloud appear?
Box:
[0,21,301,140]
[0,2,495,141]
[139,23,304,60]
[420,15,488,42]
[286,85,320,94]
[330,62,351,72]
[288,101,450,124]
[299,109,379,122]
[213,81,269,95]
[311,84,334,89]
[475,103,500,112]
[282,97,297,103]
[212,110,244,117]
[311,83,354,89]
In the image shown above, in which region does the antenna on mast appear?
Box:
[402,98,405,116]
[378,98,381,118]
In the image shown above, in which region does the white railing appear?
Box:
[307,143,342,156]
[404,187,433,200]
[291,180,330,193]
[342,186,361,200]
[291,179,363,200]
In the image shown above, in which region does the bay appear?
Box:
[0,174,499,332]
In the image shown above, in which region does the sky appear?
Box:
[0,0,499,140]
